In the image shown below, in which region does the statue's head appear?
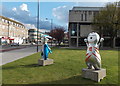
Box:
[41,37,49,44]
[87,32,100,44]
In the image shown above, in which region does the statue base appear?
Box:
[82,68,106,82]
[38,59,54,66]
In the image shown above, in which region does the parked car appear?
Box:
[31,42,36,45]
[11,43,19,46]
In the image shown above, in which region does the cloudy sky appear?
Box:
[1,0,119,31]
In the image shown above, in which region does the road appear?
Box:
[0,46,41,66]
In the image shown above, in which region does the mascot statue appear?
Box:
[41,37,52,60]
[84,32,104,70]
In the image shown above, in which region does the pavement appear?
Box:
[0,44,33,52]
[0,45,41,66]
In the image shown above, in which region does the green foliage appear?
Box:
[2,48,119,84]
[93,2,120,37]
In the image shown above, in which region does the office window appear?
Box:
[93,11,99,17]
[81,14,83,21]
[79,24,80,36]
[88,11,92,15]
[85,12,87,21]
[71,23,77,36]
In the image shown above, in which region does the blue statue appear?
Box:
[41,37,52,60]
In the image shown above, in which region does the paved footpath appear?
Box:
[0,46,41,66]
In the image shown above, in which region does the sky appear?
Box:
[1,0,119,31]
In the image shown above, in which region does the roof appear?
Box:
[72,7,103,11]
[0,16,25,26]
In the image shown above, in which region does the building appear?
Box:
[0,16,28,44]
[69,7,101,47]
[28,28,50,43]
[28,28,41,43]
[68,7,120,47]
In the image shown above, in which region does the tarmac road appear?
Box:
[0,46,41,66]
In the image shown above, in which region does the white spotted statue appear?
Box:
[84,32,104,70]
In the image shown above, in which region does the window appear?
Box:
[5,20,8,23]
[2,19,4,22]
[93,11,99,17]
[81,14,83,21]
[71,23,77,36]
[85,12,87,21]
[8,21,10,24]
[88,11,92,15]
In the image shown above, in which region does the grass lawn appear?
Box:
[2,48,119,84]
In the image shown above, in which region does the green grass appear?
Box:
[2,48,119,84]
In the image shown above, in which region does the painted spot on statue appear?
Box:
[89,47,92,51]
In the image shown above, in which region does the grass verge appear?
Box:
[2,48,119,84]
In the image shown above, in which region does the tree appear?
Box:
[93,2,120,48]
[49,27,65,46]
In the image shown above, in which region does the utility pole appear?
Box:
[51,19,53,47]
[37,0,39,52]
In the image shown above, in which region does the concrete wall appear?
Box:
[80,25,94,37]
[69,10,96,23]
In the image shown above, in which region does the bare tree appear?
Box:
[49,27,66,46]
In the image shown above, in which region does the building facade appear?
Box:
[69,7,101,47]
[28,29,41,43]
[0,16,28,44]
[68,7,120,47]
[28,28,53,44]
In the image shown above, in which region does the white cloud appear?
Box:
[20,3,28,11]
[2,3,56,30]
[24,24,36,29]
[40,29,50,33]
[52,5,72,24]
[12,7,17,11]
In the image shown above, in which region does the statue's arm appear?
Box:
[98,38,104,46]
[84,38,88,47]
[46,44,52,53]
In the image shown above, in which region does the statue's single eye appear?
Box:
[90,37,92,39]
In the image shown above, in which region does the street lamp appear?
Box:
[37,0,40,52]
[46,18,53,46]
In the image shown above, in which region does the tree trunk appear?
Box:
[110,37,115,48]
[57,40,61,46]
[58,41,61,46]
[55,40,57,46]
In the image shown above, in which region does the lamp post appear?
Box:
[46,18,53,46]
[7,21,10,45]
[8,21,10,37]
[37,0,40,52]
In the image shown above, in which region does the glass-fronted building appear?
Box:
[68,7,120,47]
[68,7,101,47]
